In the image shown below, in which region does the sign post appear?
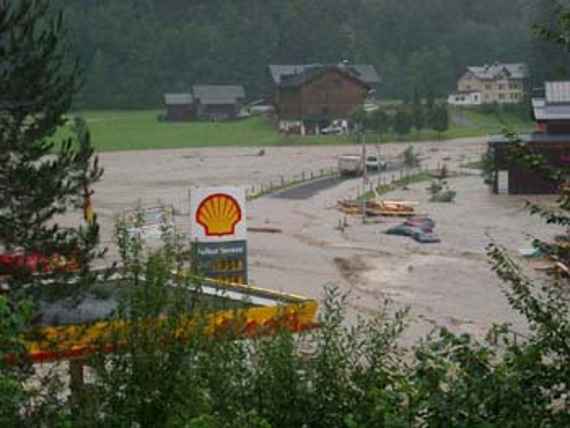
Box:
[189,187,248,284]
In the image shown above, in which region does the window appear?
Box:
[485,84,492,90]
[498,84,505,90]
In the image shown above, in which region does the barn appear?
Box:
[163,93,193,122]
[192,85,246,121]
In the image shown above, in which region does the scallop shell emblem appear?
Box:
[196,193,242,237]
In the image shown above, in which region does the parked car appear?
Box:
[321,125,344,135]
[365,154,387,171]
[321,119,348,135]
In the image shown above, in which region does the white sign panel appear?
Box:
[497,171,509,194]
[189,186,247,242]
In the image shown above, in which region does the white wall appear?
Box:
[447,92,482,106]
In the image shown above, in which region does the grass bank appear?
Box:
[54,107,535,152]
[57,111,350,152]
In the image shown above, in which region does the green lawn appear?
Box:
[53,108,536,152]
[373,107,535,143]
[59,110,351,152]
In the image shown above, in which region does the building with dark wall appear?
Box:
[192,85,246,121]
[268,63,380,134]
[488,81,570,194]
[163,93,194,122]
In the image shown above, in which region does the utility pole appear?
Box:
[360,126,368,224]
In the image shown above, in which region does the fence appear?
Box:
[245,166,339,200]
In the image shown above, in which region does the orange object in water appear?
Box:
[83,185,95,224]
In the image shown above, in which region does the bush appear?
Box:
[393,110,413,137]
[402,145,420,168]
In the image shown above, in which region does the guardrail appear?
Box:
[246,166,339,200]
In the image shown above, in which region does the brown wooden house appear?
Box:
[192,85,246,121]
[488,81,570,194]
[163,93,194,122]
[268,63,379,134]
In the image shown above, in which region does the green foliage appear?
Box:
[430,104,450,136]
[66,217,412,427]
[411,89,424,133]
[370,109,391,136]
[401,145,420,169]
[0,1,102,424]
[480,152,496,186]
[351,107,369,131]
[393,111,413,137]
[44,0,537,108]
[427,166,457,203]
[0,296,33,426]
[0,0,103,265]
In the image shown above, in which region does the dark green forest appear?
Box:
[53,0,570,109]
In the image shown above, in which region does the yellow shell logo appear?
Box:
[196,193,242,237]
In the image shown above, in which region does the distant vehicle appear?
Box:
[338,154,363,176]
[365,154,387,171]
[321,119,348,135]
[321,125,344,135]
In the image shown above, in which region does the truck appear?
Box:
[338,154,363,177]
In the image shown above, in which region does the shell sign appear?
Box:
[190,187,246,242]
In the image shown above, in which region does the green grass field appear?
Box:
[59,111,352,152]
[56,108,535,152]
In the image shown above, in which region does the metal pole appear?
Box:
[361,129,367,224]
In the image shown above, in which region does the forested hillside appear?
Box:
[54,0,569,109]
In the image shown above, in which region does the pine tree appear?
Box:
[412,88,424,134]
[393,110,412,138]
[0,2,103,421]
[431,104,449,139]
[0,0,102,268]
[371,109,390,140]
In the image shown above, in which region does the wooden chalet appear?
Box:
[192,85,246,121]
[268,63,380,134]
[163,93,194,122]
[488,81,570,194]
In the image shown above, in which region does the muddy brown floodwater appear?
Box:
[58,137,557,343]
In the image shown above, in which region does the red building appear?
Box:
[489,81,570,194]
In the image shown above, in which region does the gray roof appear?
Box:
[192,85,245,105]
[164,93,193,105]
[532,81,570,120]
[466,63,528,80]
[269,63,380,86]
[533,99,570,121]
